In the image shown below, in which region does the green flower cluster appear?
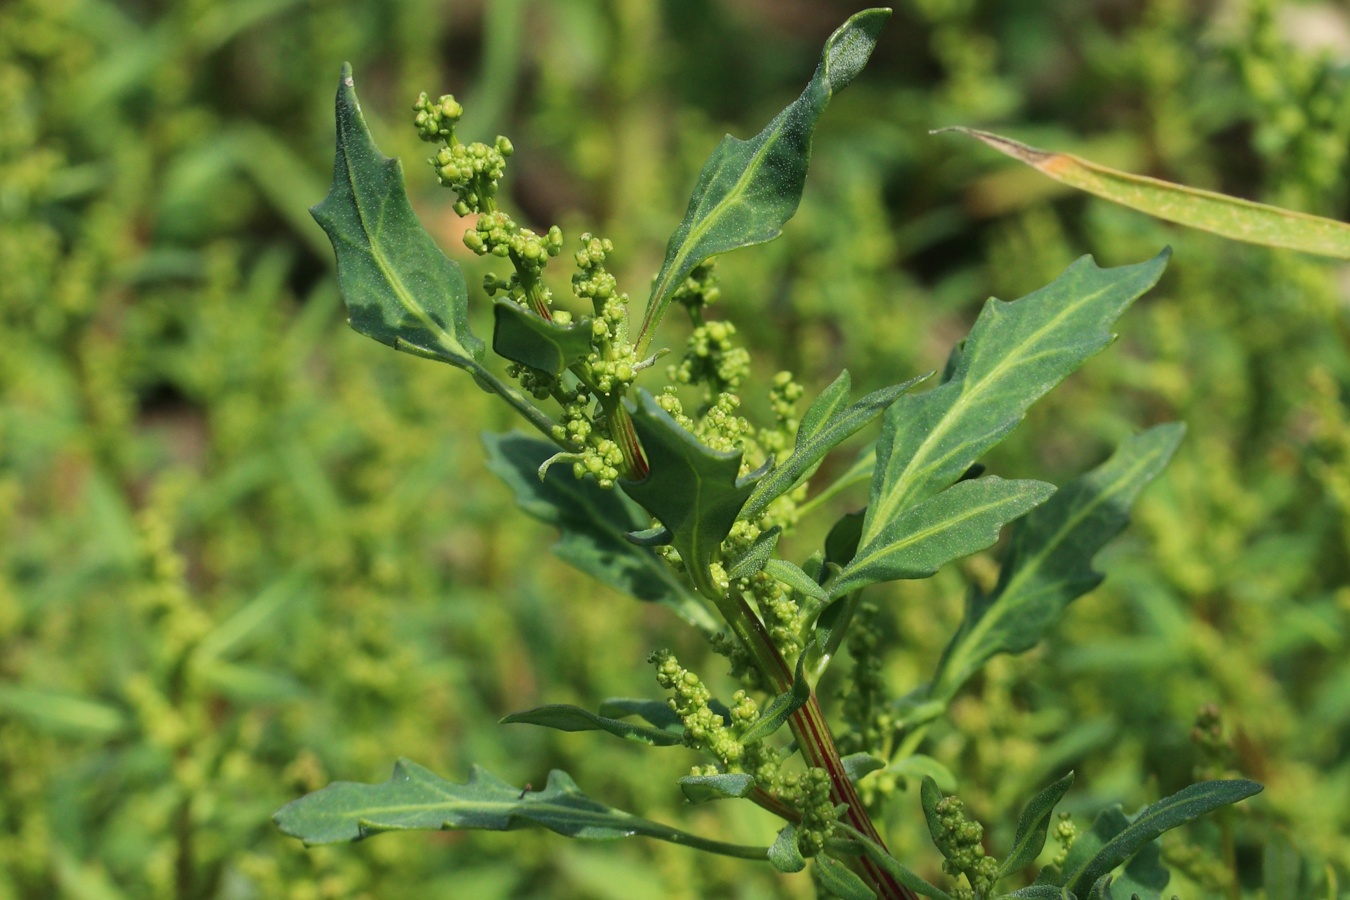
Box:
[413,91,514,216]
[838,603,891,758]
[931,795,998,898]
[778,767,837,857]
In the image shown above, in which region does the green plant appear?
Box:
[270,10,1265,899]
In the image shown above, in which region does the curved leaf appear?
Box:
[739,653,811,745]
[274,759,767,860]
[492,299,593,375]
[998,771,1075,878]
[500,704,683,747]
[678,773,756,803]
[843,824,956,900]
[815,853,877,900]
[942,127,1350,259]
[1063,779,1263,896]
[312,65,483,367]
[769,824,807,873]
[636,9,890,351]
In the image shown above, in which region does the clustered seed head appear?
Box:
[933,796,999,897]
[670,319,751,394]
[412,92,462,142]
[465,213,563,269]
[1052,812,1077,868]
[776,768,836,856]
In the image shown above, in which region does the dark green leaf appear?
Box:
[1004,887,1071,899]
[312,65,483,367]
[492,299,594,375]
[742,371,929,522]
[998,771,1076,878]
[861,251,1169,553]
[769,824,807,873]
[814,854,877,900]
[841,753,886,783]
[931,424,1184,702]
[500,704,683,747]
[727,526,781,580]
[1104,839,1169,900]
[885,755,956,793]
[274,759,768,859]
[678,773,755,803]
[621,390,760,578]
[831,477,1056,598]
[597,698,684,733]
[765,558,828,603]
[739,653,811,745]
[636,10,890,350]
[1063,780,1263,896]
[484,432,715,632]
[824,509,866,574]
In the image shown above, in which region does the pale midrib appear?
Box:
[939,452,1157,690]
[344,148,467,360]
[865,279,1117,543]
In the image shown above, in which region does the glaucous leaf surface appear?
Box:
[312,64,483,367]
[636,9,890,350]
[861,251,1169,550]
[931,424,1184,701]
[483,432,715,631]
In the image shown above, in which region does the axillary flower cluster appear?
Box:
[413,91,852,856]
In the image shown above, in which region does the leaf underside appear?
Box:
[500,704,684,746]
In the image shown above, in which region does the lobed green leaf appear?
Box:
[861,251,1169,551]
[273,759,769,860]
[636,9,890,351]
[931,424,1184,701]
[312,65,483,367]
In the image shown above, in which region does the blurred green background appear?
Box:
[4,0,1350,896]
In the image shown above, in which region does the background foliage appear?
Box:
[4,0,1350,897]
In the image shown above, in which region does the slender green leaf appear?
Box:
[0,685,128,738]
[998,771,1076,878]
[483,432,716,632]
[824,509,866,573]
[885,755,956,793]
[932,424,1184,701]
[621,390,760,577]
[492,299,594,375]
[1003,887,1070,899]
[769,824,807,873]
[742,371,929,522]
[941,127,1350,259]
[274,760,770,860]
[678,773,755,803]
[636,9,890,351]
[832,477,1056,598]
[921,776,945,845]
[194,571,311,662]
[312,65,483,367]
[843,824,956,900]
[841,753,887,783]
[597,698,684,733]
[727,525,781,580]
[740,653,812,745]
[1063,780,1263,896]
[500,704,683,747]
[861,251,1169,550]
[814,854,877,900]
[765,558,828,603]
[1103,840,1169,900]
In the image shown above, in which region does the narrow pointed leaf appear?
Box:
[500,704,683,747]
[814,854,877,900]
[765,558,828,603]
[484,433,715,632]
[832,477,1056,598]
[862,251,1169,550]
[621,390,760,576]
[998,771,1076,877]
[841,753,887,783]
[920,776,945,845]
[597,698,684,733]
[932,424,1184,701]
[637,9,890,351]
[824,509,866,573]
[739,653,811,745]
[769,824,807,873]
[843,825,956,900]
[942,127,1350,259]
[678,773,756,803]
[743,371,930,522]
[1063,780,1263,896]
[1004,887,1071,899]
[274,759,767,860]
[727,525,782,580]
[492,299,594,375]
[312,65,483,366]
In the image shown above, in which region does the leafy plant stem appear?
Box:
[466,360,572,448]
[605,397,649,479]
[688,564,916,899]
